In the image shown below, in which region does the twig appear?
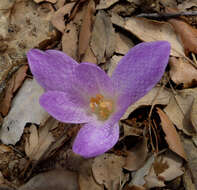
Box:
[136,11,197,19]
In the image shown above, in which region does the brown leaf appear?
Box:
[145,152,184,188]
[90,11,116,63]
[166,7,197,55]
[92,154,125,189]
[96,0,120,10]
[62,22,78,59]
[0,65,28,116]
[34,0,57,3]
[18,169,79,190]
[157,108,187,160]
[78,160,103,190]
[169,57,197,88]
[51,2,75,33]
[164,94,195,135]
[190,96,197,133]
[124,138,148,171]
[25,117,56,161]
[122,87,171,120]
[78,0,95,60]
[181,137,197,188]
[111,14,184,57]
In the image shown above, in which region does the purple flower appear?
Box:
[27,41,170,158]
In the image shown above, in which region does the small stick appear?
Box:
[136,11,197,19]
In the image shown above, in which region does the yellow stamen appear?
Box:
[89,94,114,120]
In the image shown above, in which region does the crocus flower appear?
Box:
[27,41,170,158]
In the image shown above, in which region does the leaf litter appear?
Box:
[0,0,197,189]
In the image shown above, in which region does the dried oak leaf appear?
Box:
[145,152,184,188]
[18,169,79,190]
[169,57,197,88]
[34,0,57,3]
[92,154,125,189]
[0,65,28,116]
[166,7,197,55]
[157,108,187,160]
[78,0,95,60]
[51,2,75,33]
[62,22,78,59]
[164,94,195,135]
[111,14,184,57]
[25,118,55,161]
[124,137,148,171]
[96,0,120,10]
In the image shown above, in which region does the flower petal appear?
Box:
[73,121,119,158]
[111,41,170,108]
[74,62,114,97]
[27,49,78,91]
[40,91,93,123]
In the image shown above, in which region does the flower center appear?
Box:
[89,94,114,121]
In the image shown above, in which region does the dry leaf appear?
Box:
[96,0,120,10]
[167,7,197,55]
[0,65,28,116]
[122,87,171,120]
[25,117,57,161]
[115,32,134,55]
[108,55,122,77]
[183,169,196,190]
[0,79,49,145]
[78,0,95,60]
[145,152,184,188]
[78,160,103,190]
[62,22,78,59]
[164,94,194,135]
[34,0,57,3]
[111,14,184,57]
[51,2,75,33]
[178,0,197,11]
[157,108,187,160]
[92,154,125,189]
[124,137,148,171]
[169,57,197,88]
[90,11,115,63]
[81,46,97,64]
[128,155,155,188]
[191,97,197,133]
[18,169,79,190]
[181,137,197,188]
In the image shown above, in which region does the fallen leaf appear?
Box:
[145,152,184,188]
[62,22,78,59]
[81,46,97,64]
[78,0,95,60]
[166,7,197,55]
[92,154,125,189]
[0,65,28,116]
[34,0,57,3]
[25,118,56,161]
[124,137,148,171]
[181,136,197,188]
[169,57,197,88]
[122,87,171,120]
[157,108,187,160]
[115,32,134,55]
[178,0,197,11]
[90,11,116,63]
[18,169,79,190]
[191,97,197,132]
[78,160,103,190]
[164,94,195,135]
[51,2,75,33]
[108,55,123,77]
[0,79,49,145]
[111,14,184,57]
[96,0,120,10]
[183,169,196,190]
[128,155,155,189]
